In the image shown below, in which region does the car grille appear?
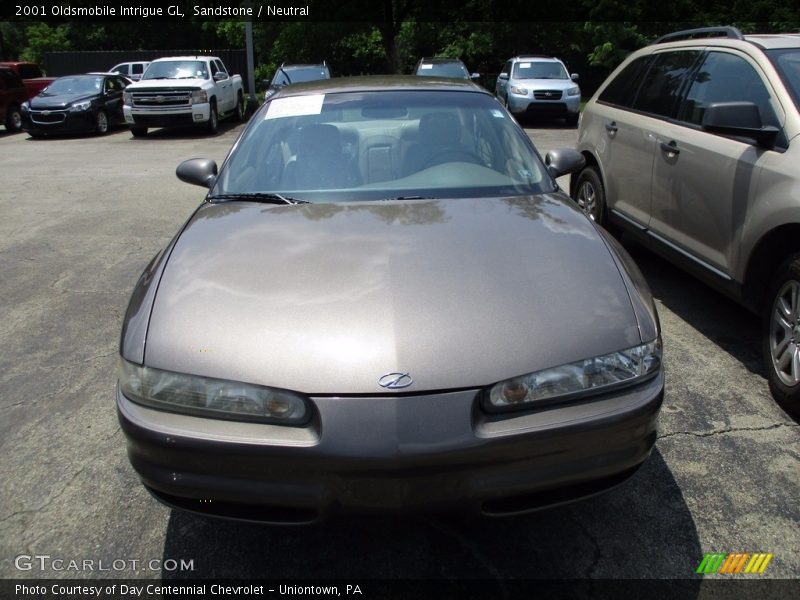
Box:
[533,90,563,100]
[131,90,192,108]
[30,110,67,124]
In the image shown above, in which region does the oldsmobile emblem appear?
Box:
[378,372,413,389]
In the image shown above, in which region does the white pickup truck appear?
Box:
[122,56,245,136]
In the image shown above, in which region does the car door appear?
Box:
[212,59,234,112]
[102,76,125,123]
[648,50,785,277]
[496,60,511,99]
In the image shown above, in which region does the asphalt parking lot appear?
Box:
[0,118,798,587]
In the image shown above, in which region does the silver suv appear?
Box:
[495,55,581,125]
[573,27,800,415]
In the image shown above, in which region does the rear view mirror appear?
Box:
[545,148,585,178]
[570,73,580,81]
[470,73,481,82]
[497,73,509,81]
[176,158,218,189]
[702,102,779,149]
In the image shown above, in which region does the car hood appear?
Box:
[30,92,96,109]
[514,78,576,90]
[145,195,642,394]
[129,78,207,89]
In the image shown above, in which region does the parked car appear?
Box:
[263,62,330,101]
[0,61,56,99]
[0,66,27,131]
[573,26,800,416]
[123,56,245,136]
[20,73,131,137]
[110,61,150,81]
[495,55,581,125]
[414,57,480,82]
[117,76,664,523]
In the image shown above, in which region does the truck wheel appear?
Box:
[235,92,246,122]
[763,254,800,417]
[130,127,148,137]
[572,166,606,224]
[5,104,22,132]
[207,102,218,134]
[95,110,109,135]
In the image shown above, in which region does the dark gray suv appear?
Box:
[573,27,800,415]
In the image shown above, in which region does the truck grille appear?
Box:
[533,90,563,100]
[131,90,192,108]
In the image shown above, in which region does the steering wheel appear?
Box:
[423,148,483,169]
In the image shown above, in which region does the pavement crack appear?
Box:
[569,512,603,579]
[423,518,507,586]
[657,422,799,440]
[0,466,87,524]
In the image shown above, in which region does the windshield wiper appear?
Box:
[208,193,310,205]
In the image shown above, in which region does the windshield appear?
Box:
[512,62,568,80]
[766,48,800,110]
[416,63,469,79]
[273,66,330,86]
[43,76,103,95]
[214,89,553,202]
[143,61,208,80]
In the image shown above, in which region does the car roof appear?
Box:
[150,56,213,62]
[281,63,327,69]
[744,34,800,50]
[418,57,465,64]
[512,55,559,62]
[273,75,486,96]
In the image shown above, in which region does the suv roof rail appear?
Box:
[654,26,744,44]
[517,54,554,59]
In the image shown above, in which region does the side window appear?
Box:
[501,61,511,76]
[132,64,144,76]
[678,51,778,128]
[209,61,219,77]
[19,64,43,79]
[598,56,653,108]
[632,51,701,118]
[215,60,228,77]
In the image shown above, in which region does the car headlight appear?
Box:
[567,86,581,97]
[509,86,528,96]
[191,89,208,104]
[70,100,92,112]
[118,358,310,424]
[122,91,132,105]
[485,338,661,411]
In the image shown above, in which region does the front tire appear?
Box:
[207,102,218,134]
[5,104,22,132]
[763,254,800,417]
[572,165,606,224]
[95,110,109,135]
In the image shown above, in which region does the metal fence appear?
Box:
[42,50,249,91]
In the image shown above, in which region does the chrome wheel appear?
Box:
[576,179,597,220]
[770,280,800,386]
[96,111,108,134]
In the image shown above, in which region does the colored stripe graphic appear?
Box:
[698,553,773,574]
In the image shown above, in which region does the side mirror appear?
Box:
[702,102,778,149]
[176,158,218,189]
[570,73,580,81]
[497,73,509,81]
[545,148,585,178]
[213,71,228,82]
[470,73,481,82]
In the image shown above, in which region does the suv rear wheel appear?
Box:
[763,254,800,416]
[5,104,22,132]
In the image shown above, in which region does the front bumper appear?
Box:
[123,103,210,129]
[118,371,663,523]
[507,93,581,117]
[21,110,96,135]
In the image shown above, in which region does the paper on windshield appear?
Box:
[265,94,325,120]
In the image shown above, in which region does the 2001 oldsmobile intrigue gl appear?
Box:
[117,77,664,523]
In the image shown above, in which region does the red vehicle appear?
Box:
[0,62,56,99]
[0,67,27,131]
